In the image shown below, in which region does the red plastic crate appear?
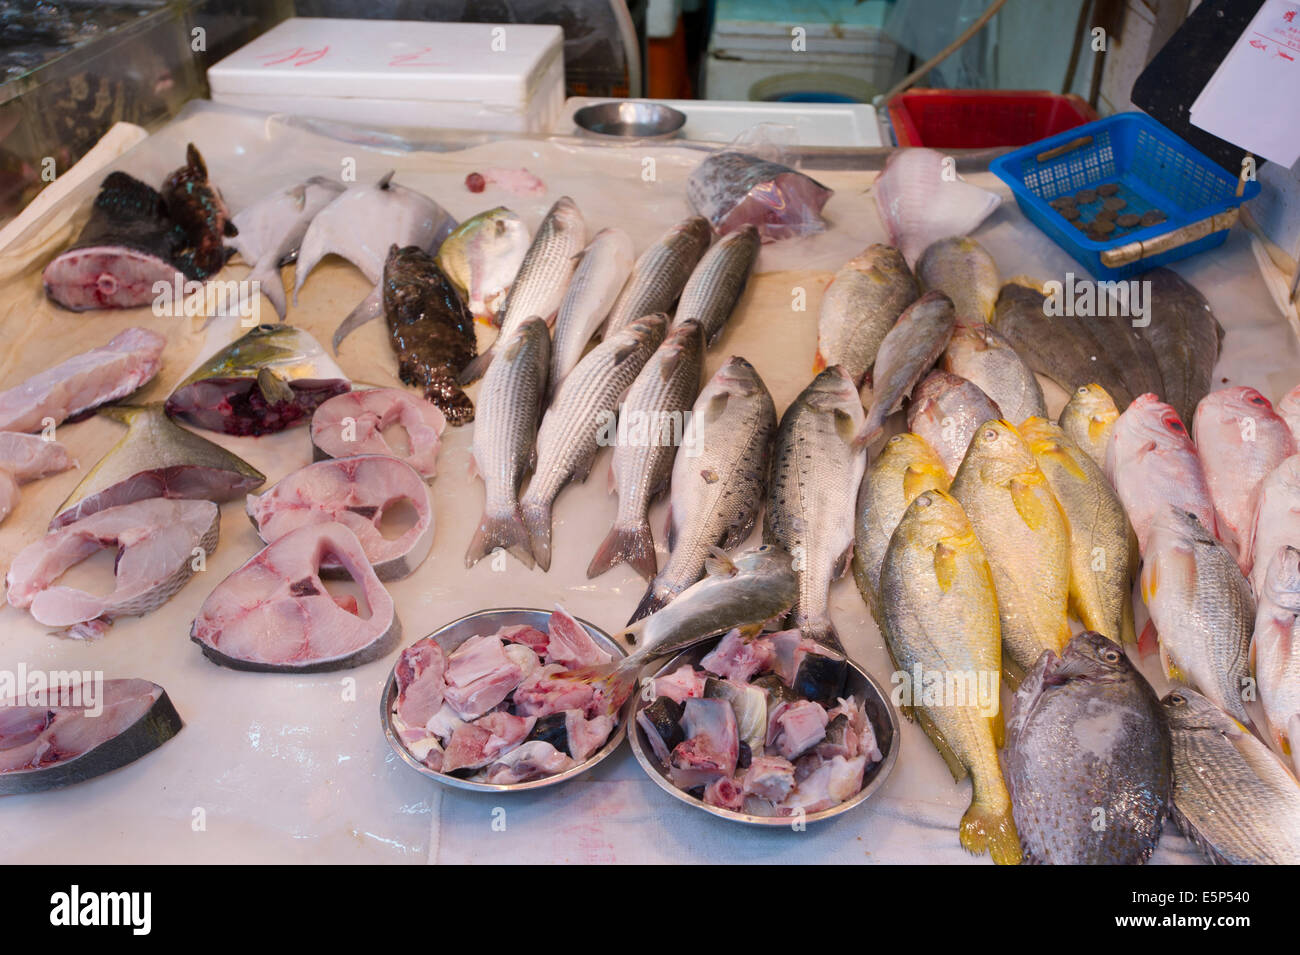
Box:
[888,89,1099,149]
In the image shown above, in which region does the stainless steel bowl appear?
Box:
[629,638,901,825]
[381,607,629,793]
[573,100,686,140]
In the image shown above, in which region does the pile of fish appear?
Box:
[636,628,883,816]
[389,608,618,784]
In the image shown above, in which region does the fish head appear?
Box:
[1148,504,1214,549]
[846,243,910,280]
[878,433,951,495]
[900,488,973,543]
[1161,685,1246,736]
[547,196,585,233]
[961,419,1038,486]
[1047,631,1131,685]
[1064,383,1119,435]
[1263,545,1300,613]
[665,215,713,250]
[727,543,795,583]
[704,356,770,403]
[802,365,862,414]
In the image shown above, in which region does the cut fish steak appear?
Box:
[246,454,433,582]
[687,151,833,242]
[0,679,183,794]
[309,387,446,479]
[6,498,219,639]
[191,521,401,672]
[0,327,164,434]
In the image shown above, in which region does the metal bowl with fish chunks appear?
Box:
[629,631,900,826]
[381,607,631,793]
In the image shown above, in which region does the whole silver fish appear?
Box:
[1163,686,1300,865]
[550,227,635,399]
[603,216,712,336]
[763,366,867,651]
[629,357,777,623]
[521,314,667,571]
[814,243,917,385]
[1250,545,1300,774]
[589,320,705,581]
[229,176,344,319]
[673,224,760,345]
[906,369,1001,476]
[466,317,551,569]
[1007,631,1172,865]
[1141,506,1255,724]
[862,291,956,445]
[942,321,1046,426]
[1136,268,1223,426]
[915,235,999,323]
[459,197,587,383]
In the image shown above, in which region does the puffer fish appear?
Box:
[851,432,949,622]
[1019,417,1137,646]
[435,206,530,324]
[165,323,350,436]
[878,489,1019,865]
[1058,383,1119,470]
[950,420,1071,679]
[1007,631,1171,865]
[1163,686,1300,865]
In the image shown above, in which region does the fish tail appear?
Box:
[457,345,496,385]
[587,519,658,581]
[799,616,844,655]
[628,580,671,625]
[424,375,475,426]
[465,505,534,569]
[960,790,1022,866]
[520,498,553,572]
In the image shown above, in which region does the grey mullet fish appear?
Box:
[549,227,635,399]
[861,291,956,445]
[459,197,587,383]
[1007,631,1172,865]
[603,216,712,336]
[588,320,705,581]
[465,317,551,569]
[521,314,668,571]
[763,366,866,652]
[672,224,760,344]
[629,357,777,623]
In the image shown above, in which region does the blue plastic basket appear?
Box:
[990,111,1259,280]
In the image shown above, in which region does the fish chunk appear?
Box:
[481,740,573,784]
[873,149,1001,266]
[246,454,433,581]
[191,521,401,672]
[309,387,446,479]
[443,635,524,720]
[0,432,75,482]
[687,151,833,242]
[0,327,164,434]
[0,679,182,794]
[392,637,447,746]
[7,498,219,639]
[670,697,739,789]
[544,606,611,668]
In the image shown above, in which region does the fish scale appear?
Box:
[814,244,917,385]
[764,366,866,651]
[603,216,712,336]
[672,224,760,344]
[629,357,776,623]
[522,314,667,572]
[550,227,635,397]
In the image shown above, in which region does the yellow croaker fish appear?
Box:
[879,489,1020,864]
[950,420,1071,679]
[1057,383,1119,470]
[1020,416,1137,645]
[851,432,950,621]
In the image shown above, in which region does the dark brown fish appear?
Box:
[161,143,236,278]
[1134,268,1224,426]
[384,244,478,425]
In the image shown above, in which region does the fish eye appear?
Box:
[982,428,998,441]
[1168,692,1186,705]
[1101,648,1121,663]
[916,494,932,507]
[888,435,902,444]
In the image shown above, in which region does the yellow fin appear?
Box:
[1036,440,1088,481]
[1160,643,1189,683]
[904,463,946,499]
[934,540,958,592]
[961,799,1022,865]
[1009,477,1047,530]
[990,709,1006,749]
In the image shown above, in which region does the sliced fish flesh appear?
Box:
[309,387,445,479]
[7,498,219,639]
[873,149,1000,266]
[246,454,433,581]
[549,227,635,398]
[603,216,712,336]
[0,327,164,433]
[673,224,760,345]
[191,521,401,672]
[0,433,74,483]
[687,151,833,242]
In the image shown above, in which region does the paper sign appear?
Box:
[1190,0,1300,168]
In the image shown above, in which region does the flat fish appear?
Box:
[191,521,401,672]
[0,679,183,794]
[6,498,219,639]
[603,216,712,336]
[687,151,833,242]
[246,454,434,581]
[1135,268,1223,427]
[673,224,760,345]
[0,326,165,433]
[383,244,478,425]
[309,387,445,479]
[873,149,1000,266]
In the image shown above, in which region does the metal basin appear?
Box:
[574,100,686,139]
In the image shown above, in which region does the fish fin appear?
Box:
[1287,716,1299,777]
[256,367,294,405]
[1001,656,1026,692]
[933,540,958,592]
[465,505,535,570]
[831,544,853,581]
[377,170,395,190]
[1120,593,1137,646]
[95,404,145,426]
[1037,441,1088,480]
[587,520,658,581]
[521,498,553,572]
[1008,478,1047,530]
[664,503,675,549]
[186,142,207,177]
[458,344,495,385]
[606,459,617,495]
[332,285,384,353]
[1138,619,1160,659]
[812,350,827,374]
[704,546,738,577]
[960,798,1021,866]
[989,709,1005,749]
[628,582,670,625]
[915,708,968,782]
[1159,642,1190,684]
[903,463,945,499]
[252,263,288,320]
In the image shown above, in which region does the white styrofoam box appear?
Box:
[646,0,683,39]
[207,18,566,133]
[710,0,895,53]
[557,97,885,148]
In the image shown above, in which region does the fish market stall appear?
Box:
[0,98,1295,865]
